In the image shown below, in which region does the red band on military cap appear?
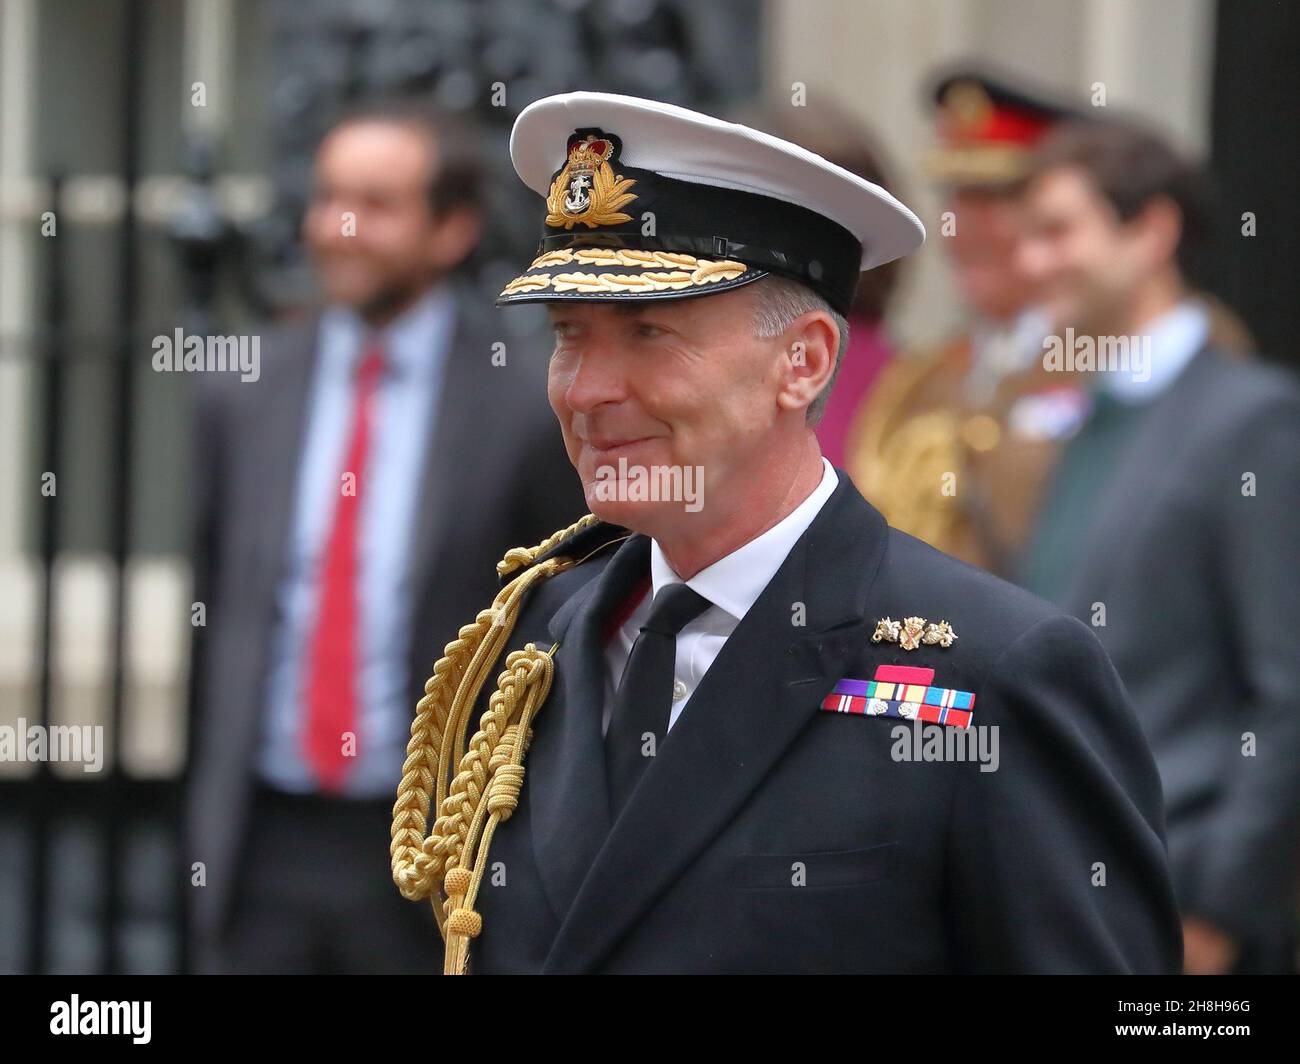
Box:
[979,106,1054,146]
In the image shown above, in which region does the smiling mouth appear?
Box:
[585,437,654,457]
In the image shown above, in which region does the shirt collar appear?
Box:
[648,457,839,622]
[1101,298,1209,404]
[965,305,1053,405]
[970,305,1052,373]
[318,284,455,380]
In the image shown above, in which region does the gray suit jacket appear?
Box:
[1056,346,1300,950]
[184,287,584,965]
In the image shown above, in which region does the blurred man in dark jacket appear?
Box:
[186,99,583,973]
[1017,118,1300,973]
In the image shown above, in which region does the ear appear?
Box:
[774,310,839,416]
[427,205,483,272]
[1130,195,1183,270]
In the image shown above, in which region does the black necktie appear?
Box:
[604,583,712,818]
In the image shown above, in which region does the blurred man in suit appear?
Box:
[1017,118,1300,973]
[186,99,583,973]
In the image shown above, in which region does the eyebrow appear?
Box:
[548,303,655,318]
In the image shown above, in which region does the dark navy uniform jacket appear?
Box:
[461,469,1182,973]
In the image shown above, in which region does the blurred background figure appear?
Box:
[1016,118,1300,974]
[185,100,581,973]
[732,101,908,467]
[846,66,1087,577]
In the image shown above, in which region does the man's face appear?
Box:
[303,121,474,320]
[945,188,1038,322]
[1015,165,1148,334]
[545,286,789,530]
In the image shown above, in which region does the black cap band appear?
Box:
[535,166,863,315]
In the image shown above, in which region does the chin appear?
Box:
[584,489,645,529]
[1044,298,1081,334]
[315,266,381,307]
[583,490,690,533]
[319,283,375,311]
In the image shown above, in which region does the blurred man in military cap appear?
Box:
[390,92,1180,974]
[1016,117,1300,974]
[847,64,1089,577]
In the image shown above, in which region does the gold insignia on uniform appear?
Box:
[922,619,958,647]
[871,616,901,644]
[960,413,1001,453]
[899,615,927,651]
[545,131,638,230]
[943,79,994,135]
[872,615,958,651]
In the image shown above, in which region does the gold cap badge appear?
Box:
[545,129,638,230]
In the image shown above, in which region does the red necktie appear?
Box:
[303,344,386,793]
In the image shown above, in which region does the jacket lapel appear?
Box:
[250,323,319,588]
[543,472,888,972]
[527,531,648,924]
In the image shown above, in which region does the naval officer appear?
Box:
[389,92,1182,975]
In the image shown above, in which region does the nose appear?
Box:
[559,342,629,414]
[306,194,357,251]
[1014,235,1048,284]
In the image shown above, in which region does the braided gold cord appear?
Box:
[497,511,599,577]
[390,514,601,972]
[440,648,555,974]
[389,564,562,914]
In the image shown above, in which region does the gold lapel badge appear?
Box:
[872,615,958,651]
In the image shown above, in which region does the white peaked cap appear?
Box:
[510,91,925,271]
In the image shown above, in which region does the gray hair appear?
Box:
[749,274,850,426]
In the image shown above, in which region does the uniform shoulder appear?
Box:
[496,513,627,584]
[879,524,1070,657]
[893,331,972,369]
[850,334,973,470]
[871,333,971,399]
[487,513,633,617]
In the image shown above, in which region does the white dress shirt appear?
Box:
[1101,298,1209,405]
[601,457,840,736]
[259,286,454,796]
